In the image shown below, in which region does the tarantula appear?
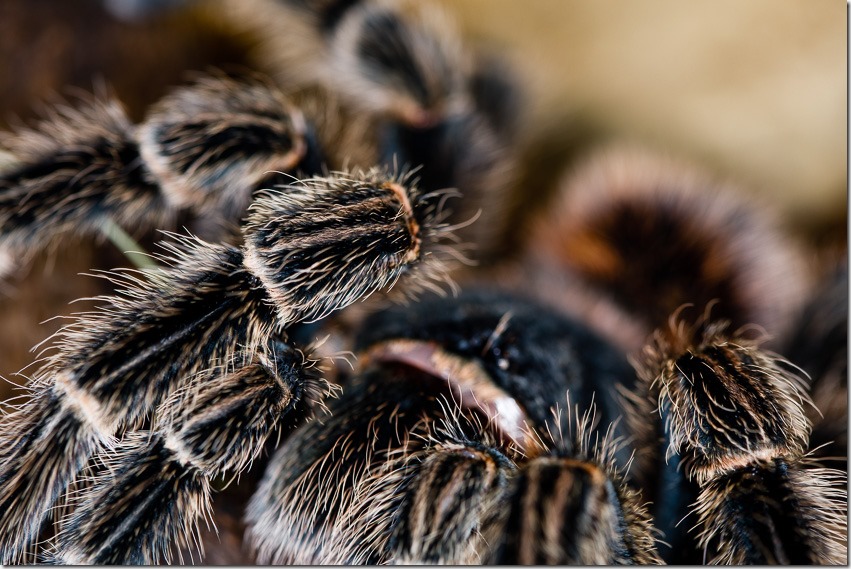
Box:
[0,0,846,564]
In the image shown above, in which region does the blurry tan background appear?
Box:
[440,0,846,230]
[0,0,846,391]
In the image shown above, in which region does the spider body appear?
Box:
[0,0,846,564]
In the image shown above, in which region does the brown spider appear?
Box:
[0,0,845,564]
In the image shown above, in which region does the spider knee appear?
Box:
[639,319,846,564]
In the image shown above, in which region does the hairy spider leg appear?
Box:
[0,74,311,280]
[220,0,521,262]
[0,170,440,563]
[639,321,847,564]
[49,340,324,564]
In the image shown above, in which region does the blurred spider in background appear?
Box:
[0,0,845,564]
